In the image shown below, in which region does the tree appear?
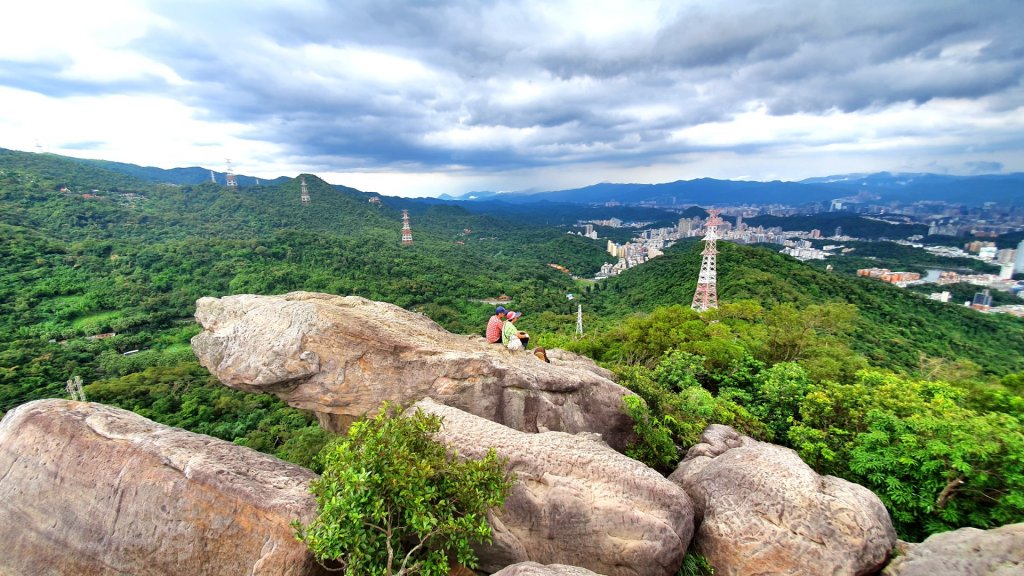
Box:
[294,404,513,576]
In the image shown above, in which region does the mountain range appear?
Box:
[442,172,1024,207]
[7,148,1020,207]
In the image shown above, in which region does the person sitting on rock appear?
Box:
[486,306,507,343]
[502,311,529,350]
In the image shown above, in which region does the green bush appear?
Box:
[294,404,513,575]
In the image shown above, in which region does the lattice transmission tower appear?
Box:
[575,304,584,338]
[401,210,413,245]
[225,159,237,189]
[300,177,310,205]
[691,209,723,312]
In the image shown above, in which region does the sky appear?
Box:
[1,1,1023,198]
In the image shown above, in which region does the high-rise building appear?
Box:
[972,289,993,309]
[678,218,694,236]
[1015,240,1024,274]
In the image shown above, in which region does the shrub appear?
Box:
[294,403,513,575]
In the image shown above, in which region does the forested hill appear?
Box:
[5,149,1024,541]
[0,148,612,420]
[584,240,1024,375]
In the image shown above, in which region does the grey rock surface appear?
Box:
[192,292,636,450]
[882,523,1024,576]
[492,561,606,576]
[413,398,694,576]
[0,399,327,576]
[670,424,897,576]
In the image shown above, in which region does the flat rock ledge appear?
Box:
[492,562,606,576]
[413,398,694,576]
[670,424,897,576]
[882,523,1024,576]
[0,399,327,576]
[191,292,637,451]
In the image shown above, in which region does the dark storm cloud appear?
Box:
[111,0,1024,173]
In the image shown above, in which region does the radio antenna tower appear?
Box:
[225,159,237,189]
[300,177,310,205]
[401,210,413,245]
[575,304,584,338]
[691,209,723,312]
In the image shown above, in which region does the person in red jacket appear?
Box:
[486,306,507,343]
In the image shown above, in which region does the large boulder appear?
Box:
[670,424,897,576]
[492,562,606,576]
[882,523,1024,576]
[191,292,636,451]
[0,399,327,576]
[413,398,693,576]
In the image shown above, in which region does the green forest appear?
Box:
[2,148,1022,542]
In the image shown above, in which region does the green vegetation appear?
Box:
[804,240,998,276]
[553,250,1024,539]
[906,282,1022,307]
[0,148,611,470]
[744,213,928,239]
[294,404,512,575]
[3,147,1022,543]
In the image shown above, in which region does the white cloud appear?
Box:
[1,0,1022,197]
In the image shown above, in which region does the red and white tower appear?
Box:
[401,209,413,245]
[300,177,310,205]
[691,209,723,312]
[225,159,237,189]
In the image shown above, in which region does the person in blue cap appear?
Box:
[486,306,507,343]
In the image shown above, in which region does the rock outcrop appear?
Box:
[492,562,606,576]
[882,523,1024,576]
[0,399,327,576]
[412,398,694,576]
[670,424,897,576]
[192,292,636,451]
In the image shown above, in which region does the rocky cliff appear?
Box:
[191,292,636,450]
[413,398,694,576]
[0,399,327,576]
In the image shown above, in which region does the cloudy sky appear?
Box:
[2,1,1022,197]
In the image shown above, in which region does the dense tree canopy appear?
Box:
[3,148,1022,542]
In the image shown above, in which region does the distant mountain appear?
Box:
[799,172,1024,205]
[68,157,292,188]
[6,147,1022,206]
[453,173,1024,207]
[0,148,290,188]
[451,179,834,206]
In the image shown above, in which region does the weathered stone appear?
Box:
[492,561,606,576]
[0,399,327,576]
[413,398,694,576]
[192,292,636,451]
[670,424,897,576]
[882,523,1024,576]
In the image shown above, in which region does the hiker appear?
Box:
[486,306,507,343]
[502,311,529,350]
